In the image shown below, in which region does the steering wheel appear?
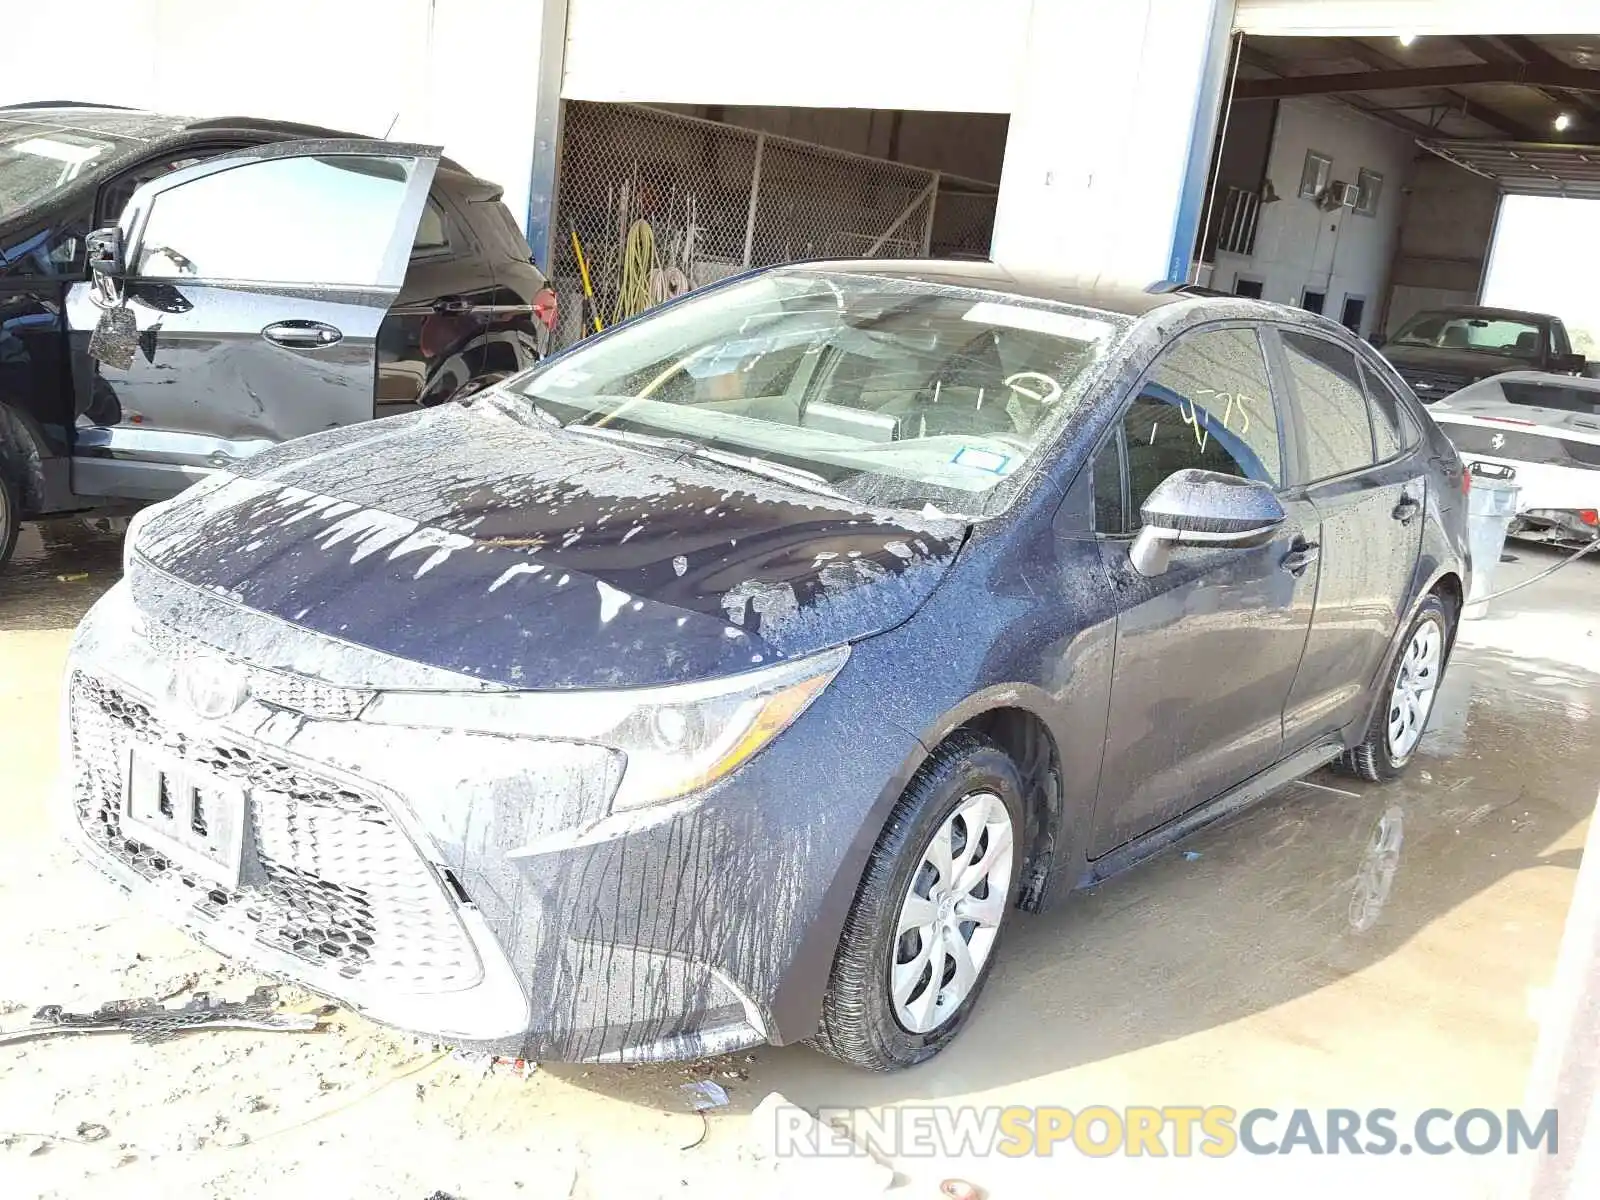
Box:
[1003,371,1063,407]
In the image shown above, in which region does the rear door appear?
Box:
[1277,328,1426,749]
[65,139,439,499]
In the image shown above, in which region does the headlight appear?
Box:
[121,499,169,576]
[361,645,849,810]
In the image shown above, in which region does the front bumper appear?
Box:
[60,581,907,1061]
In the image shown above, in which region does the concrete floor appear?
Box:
[0,519,1593,1198]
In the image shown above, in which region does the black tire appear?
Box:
[1337,592,1452,783]
[0,468,19,573]
[813,731,1027,1071]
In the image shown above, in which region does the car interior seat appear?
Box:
[905,331,1014,439]
[1442,326,1470,348]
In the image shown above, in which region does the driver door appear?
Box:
[1089,325,1321,856]
[65,139,439,499]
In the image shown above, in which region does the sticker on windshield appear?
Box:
[962,301,1116,344]
[14,137,103,165]
[952,447,1011,474]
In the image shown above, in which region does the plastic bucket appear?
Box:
[1463,475,1520,620]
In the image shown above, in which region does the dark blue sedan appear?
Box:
[63,261,1469,1069]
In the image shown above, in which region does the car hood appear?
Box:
[130,399,966,690]
[1383,345,1527,382]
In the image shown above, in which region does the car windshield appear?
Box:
[1389,311,1544,359]
[0,122,139,217]
[511,270,1129,516]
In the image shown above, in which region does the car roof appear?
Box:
[0,103,478,179]
[772,258,1192,318]
[1402,304,1557,324]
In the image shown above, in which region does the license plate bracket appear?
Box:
[1470,460,1516,481]
[122,748,247,889]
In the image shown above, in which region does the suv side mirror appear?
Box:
[85,226,125,305]
[1556,352,1587,375]
[1130,469,1287,578]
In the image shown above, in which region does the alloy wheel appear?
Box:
[890,789,1015,1034]
[1387,617,1442,760]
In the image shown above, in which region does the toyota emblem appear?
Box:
[177,654,250,719]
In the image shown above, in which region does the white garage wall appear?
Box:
[0,0,550,232]
[560,0,1031,113]
[1213,97,1413,334]
[991,0,1230,286]
[1234,0,1600,35]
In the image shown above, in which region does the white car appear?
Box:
[1429,371,1600,544]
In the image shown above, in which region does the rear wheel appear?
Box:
[1338,593,1451,783]
[813,732,1025,1070]
[0,469,19,573]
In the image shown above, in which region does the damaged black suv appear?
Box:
[0,104,554,570]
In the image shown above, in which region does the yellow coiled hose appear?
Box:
[613,219,656,324]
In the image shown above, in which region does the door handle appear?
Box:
[1280,541,1321,576]
[1392,495,1422,525]
[262,320,343,348]
[431,295,472,315]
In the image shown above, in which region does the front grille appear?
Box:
[69,673,482,995]
[144,622,373,721]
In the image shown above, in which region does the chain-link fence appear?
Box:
[549,101,997,348]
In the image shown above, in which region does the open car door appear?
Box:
[65,138,440,500]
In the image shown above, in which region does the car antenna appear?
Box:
[382,111,399,139]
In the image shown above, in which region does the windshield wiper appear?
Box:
[564,423,850,501]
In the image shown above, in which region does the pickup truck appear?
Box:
[1377,305,1586,403]
[0,104,554,570]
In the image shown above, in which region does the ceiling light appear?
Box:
[1397,34,1418,47]
[1555,112,1573,132]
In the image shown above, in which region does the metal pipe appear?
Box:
[867,175,940,257]
[742,133,765,268]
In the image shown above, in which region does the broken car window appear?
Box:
[134,154,416,287]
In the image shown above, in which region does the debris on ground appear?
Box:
[1182,850,1202,861]
[680,1079,730,1111]
[54,572,89,583]
[0,985,321,1046]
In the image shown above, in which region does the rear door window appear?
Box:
[1280,331,1377,481]
[1359,359,1417,458]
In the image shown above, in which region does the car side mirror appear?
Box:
[1129,469,1287,578]
[86,226,124,305]
[1556,352,1587,374]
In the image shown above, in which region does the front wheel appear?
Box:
[813,732,1026,1070]
[1339,592,1452,782]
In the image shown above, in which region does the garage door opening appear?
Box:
[547,102,1008,349]
[1196,32,1600,348]
[1484,194,1600,363]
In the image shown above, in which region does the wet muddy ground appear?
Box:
[0,520,1592,1198]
